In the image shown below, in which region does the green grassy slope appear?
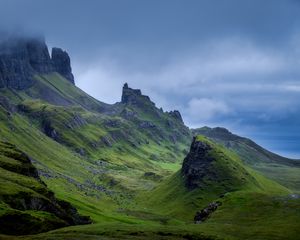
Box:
[1,136,296,240]
[135,136,299,240]
[193,127,300,192]
[0,74,191,230]
[0,141,90,235]
[0,73,299,240]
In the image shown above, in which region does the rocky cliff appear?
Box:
[0,141,91,235]
[0,35,74,90]
[51,47,74,84]
[121,83,155,107]
[181,136,253,191]
[181,137,214,189]
[167,110,184,123]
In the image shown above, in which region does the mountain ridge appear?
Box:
[0,35,299,240]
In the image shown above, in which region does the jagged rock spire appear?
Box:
[121,83,154,106]
[167,110,183,123]
[51,47,74,84]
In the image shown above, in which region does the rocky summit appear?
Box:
[181,136,214,189]
[0,35,74,90]
[121,83,155,107]
[181,135,254,191]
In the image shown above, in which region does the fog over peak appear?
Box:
[0,0,300,158]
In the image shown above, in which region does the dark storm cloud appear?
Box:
[0,0,300,158]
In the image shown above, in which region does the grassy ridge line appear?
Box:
[132,136,299,240]
[193,127,300,192]
[0,74,190,225]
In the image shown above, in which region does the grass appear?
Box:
[0,74,299,239]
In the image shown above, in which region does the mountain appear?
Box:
[0,35,299,240]
[141,136,299,239]
[192,127,300,191]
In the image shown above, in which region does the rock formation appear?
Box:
[167,110,184,123]
[0,35,75,90]
[121,83,155,107]
[194,201,221,223]
[51,47,74,84]
[181,137,213,189]
[26,37,53,73]
[0,37,35,89]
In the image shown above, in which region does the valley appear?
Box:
[0,36,299,240]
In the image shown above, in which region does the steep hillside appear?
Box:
[193,127,300,191]
[0,36,192,236]
[140,136,299,240]
[0,141,90,235]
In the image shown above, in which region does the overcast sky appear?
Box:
[0,0,300,158]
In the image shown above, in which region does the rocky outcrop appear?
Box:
[121,83,155,107]
[42,120,60,141]
[181,137,213,189]
[0,141,91,235]
[51,47,74,84]
[194,201,221,223]
[167,110,183,123]
[0,35,75,90]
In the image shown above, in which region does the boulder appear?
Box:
[194,201,221,223]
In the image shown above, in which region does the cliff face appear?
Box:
[26,38,53,73]
[51,47,74,84]
[167,110,184,123]
[121,83,155,107]
[181,137,214,189]
[181,136,253,191]
[0,36,74,90]
[0,38,35,89]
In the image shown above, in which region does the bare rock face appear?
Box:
[0,35,75,90]
[194,201,222,223]
[26,38,53,73]
[121,83,155,107]
[0,38,36,89]
[51,47,74,84]
[167,110,184,123]
[181,137,213,189]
